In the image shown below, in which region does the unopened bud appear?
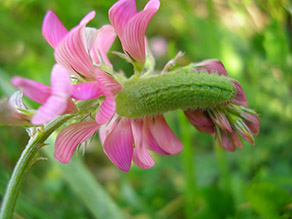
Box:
[0,92,32,126]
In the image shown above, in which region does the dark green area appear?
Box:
[1,0,292,218]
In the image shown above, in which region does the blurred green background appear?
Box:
[1,0,292,218]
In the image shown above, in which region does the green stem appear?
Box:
[179,111,197,219]
[214,141,231,192]
[0,114,74,219]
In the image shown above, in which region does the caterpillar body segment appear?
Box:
[116,70,237,118]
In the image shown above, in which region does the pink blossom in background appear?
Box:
[109,0,160,69]
[150,36,168,58]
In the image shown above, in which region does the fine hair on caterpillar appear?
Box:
[116,70,237,118]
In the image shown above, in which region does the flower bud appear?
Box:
[0,92,31,126]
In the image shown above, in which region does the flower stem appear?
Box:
[178,111,197,219]
[0,114,73,219]
[214,141,232,192]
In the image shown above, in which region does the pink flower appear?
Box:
[42,11,116,72]
[42,10,122,125]
[109,0,160,69]
[12,64,76,125]
[54,113,183,171]
[100,114,183,171]
[185,59,259,151]
[43,11,122,164]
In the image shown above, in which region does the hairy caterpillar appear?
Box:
[116,70,237,118]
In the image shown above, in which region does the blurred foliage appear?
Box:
[1,0,292,218]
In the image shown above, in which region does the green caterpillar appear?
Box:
[116,69,237,118]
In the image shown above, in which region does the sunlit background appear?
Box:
[1,0,292,218]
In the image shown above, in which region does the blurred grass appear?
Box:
[1,0,292,218]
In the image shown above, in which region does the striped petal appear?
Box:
[143,117,169,154]
[90,25,117,66]
[54,11,96,79]
[244,115,260,135]
[42,11,68,49]
[99,114,119,144]
[94,71,120,125]
[122,1,160,65]
[94,68,122,94]
[230,132,243,149]
[208,109,232,133]
[147,115,183,154]
[54,121,99,163]
[11,76,51,104]
[95,92,116,125]
[131,120,154,169]
[109,0,137,38]
[103,118,134,172]
[216,128,236,152]
[72,82,102,100]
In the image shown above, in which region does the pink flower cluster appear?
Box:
[11,0,259,172]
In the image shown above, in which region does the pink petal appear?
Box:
[64,99,77,114]
[109,0,137,38]
[184,110,215,134]
[221,131,236,152]
[147,115,183,154]
[103,118,134,172]
[31,95,69,125]
[90,25,117,66]
[208,109,232,133]
[230,132,242,149]
[245,115,260,135]
[99,114,119,144]
[144,0,160,10]
[122,3,160,65]
[143,117,169,154]
[232,80,248,107]
[131,120,154,169]
[50,64,72,97]
[79,11,96,26]
[11,76,51,104]
[234,120,255,145]
[72,82,102,100]
[194,59,228,76]
[31,65,73,125]
[42,11,68,49]
[215,127,235,152]
[54,121,99,163]
[95,93,116,125]
[54,12,96,79]
[85,27,98,50]
[94,68,122,94]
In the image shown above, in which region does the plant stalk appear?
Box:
[179,111,197,219]
[0,114,73,219]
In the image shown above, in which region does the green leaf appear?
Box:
[246,182,292,218]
